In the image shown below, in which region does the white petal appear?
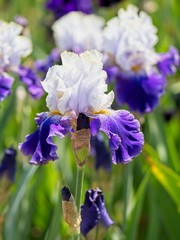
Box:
[42,50,114,116]
[52,12,105,53]
[0,20,32,68]
[103,4,158,72]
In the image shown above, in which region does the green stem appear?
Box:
[75,165,85,240]
[122,164,133,232]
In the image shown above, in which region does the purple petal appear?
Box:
[80,188,113,236]
[0,73,14,102]
[91,134,112,172]
[90,110,144,164]
[45,0,93,19]
[16,65,44,99]
[35,48,60,74]
[14,15,28,27]
[105,65,119,84]
[0,147,16,182]
[19,112,72,165]
[115,72,166,114]
[95,190,114,228]
[80,189,113,236]
[157,46,179,76]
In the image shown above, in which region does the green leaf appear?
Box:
[126,173,150,240]
[146,156,180,211]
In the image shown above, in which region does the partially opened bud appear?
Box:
[61,186,81,233]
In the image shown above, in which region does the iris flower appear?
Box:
[52,11,105,53]
[19,50,144,165]
[80,188,113,236]
[0,19,43,101]
[103,5,179,114]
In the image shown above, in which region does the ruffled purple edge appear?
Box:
[89,110,144,164]
[19,112,72,165]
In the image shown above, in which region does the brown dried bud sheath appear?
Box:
[61,187,81,233]
[71,128,90,167]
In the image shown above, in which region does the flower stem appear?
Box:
[122,164,133,231]
[75,165,85,240]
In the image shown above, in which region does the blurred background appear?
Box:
[0,0,180,239]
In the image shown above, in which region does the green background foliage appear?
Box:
[0,0,180,239]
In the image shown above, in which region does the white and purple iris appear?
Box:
[0,20,32,102]
[103,5,179,114]
[19,50,144,165]
[0,20,45,101]
[52,11,105,53]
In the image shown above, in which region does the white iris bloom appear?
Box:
[41,50,114,116]
[103,5,159,72]
[0,21,32,69]
[52,12,105,53]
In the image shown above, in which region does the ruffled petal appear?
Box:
[19,112,72,165]
[115,72,166,114]
[0,73,14,102]
[157,46,179,76]
[90,110,144,164]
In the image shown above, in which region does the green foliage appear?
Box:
[0,0,180,239]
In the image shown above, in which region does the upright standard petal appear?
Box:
[0,73,14,102]
[41,50,114,116]
[0,20,32,69]
[115,72,166,113]
[90,110,144,164]
[80,188,113,236]
[19,112,72,165]
[52,12,105,53]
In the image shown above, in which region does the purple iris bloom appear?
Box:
[45,0,93,19]
[35,48,60,74]
[0,147,16,182]
[17,65,44,99]
[0,73,14,102]
[91,134,112,172]
[80,188,113,236]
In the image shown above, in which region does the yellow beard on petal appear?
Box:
[93,109,111,115]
